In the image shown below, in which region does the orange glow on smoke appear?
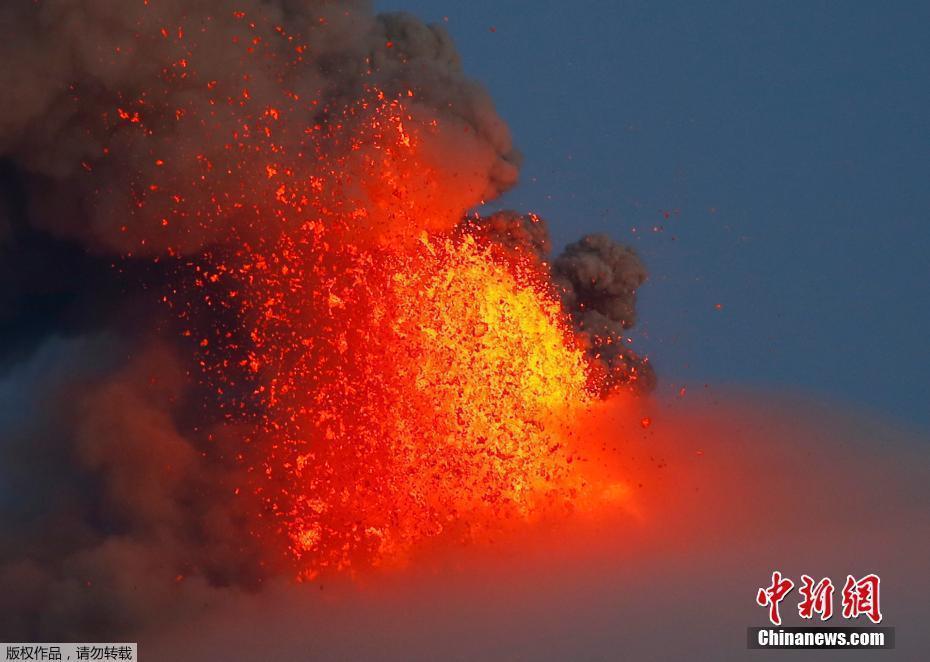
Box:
[174,98,622,578]
[112,8,633,578]
[166,92,627,578]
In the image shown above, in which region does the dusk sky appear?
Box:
[379,0,930,430]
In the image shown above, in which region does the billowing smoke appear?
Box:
[553,234,655,395]
[0,0,651,640]
[0,1,518,252]
[0,339,267,638]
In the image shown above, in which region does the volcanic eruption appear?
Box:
[0,0,652,636]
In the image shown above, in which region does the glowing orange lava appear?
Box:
[267,233,598,575]
[108,8,630,576]
[163,94,627,578]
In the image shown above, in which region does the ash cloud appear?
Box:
[0,0,518,254]
[0,0,651,641]
[553,234,655,395]
[0,337,267,638]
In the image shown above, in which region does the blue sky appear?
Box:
[378,0,930,429]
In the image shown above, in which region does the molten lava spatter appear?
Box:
[98,7,639,578]
[163,91,626,578]
[265,234,596,575]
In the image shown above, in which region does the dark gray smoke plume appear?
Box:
[553,234,655,395]
[0,0,651,641]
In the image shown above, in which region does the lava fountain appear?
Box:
[172,94,639,577]
[9,2,651,583]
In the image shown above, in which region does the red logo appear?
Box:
[756,571,794,626]
[798,575,834,621]
[756,572,882,625]
[842,574,882,624]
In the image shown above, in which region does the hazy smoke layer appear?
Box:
[0,0,651,640]
[148,395,930,660]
